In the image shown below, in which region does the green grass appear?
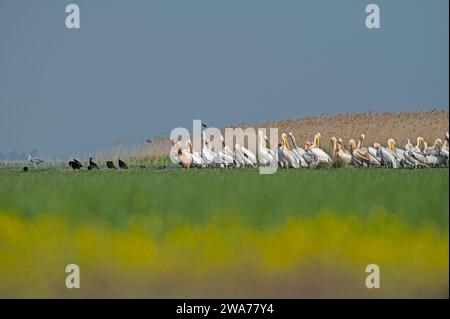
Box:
[0,168,448,232]
[0,168,448,298]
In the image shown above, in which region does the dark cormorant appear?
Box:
[69,159,82,169]
[89,157,99,169]
[106,161,117,169]
[118,159,128,169]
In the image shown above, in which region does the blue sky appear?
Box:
[0,0,448,157]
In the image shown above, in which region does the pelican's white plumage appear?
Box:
[216,136,234,167]
[288,132,308,167]
[171,140,192,168]
[258,130,274,166]
[406,137,428,167]
[278,133,299,168]
[265,134,278,164]
[234,144,256,168]
[302,141,319,167]
[170,140,181,164]
[358,134,381,166]
[349,139,370,167]
[424,138,446,167]
[187,139,205,168]
[332,137,352,165]
[374,141,400,168]
[201,132,217,167]
[309,133,332,166]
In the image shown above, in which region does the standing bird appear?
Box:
[302,141,319,167]
[234,144,256,168]
[172,140,192,169]
[424,138,446,167]
[106,160,117,169]
[309,133,332,166]
[358,134,382,166]
[420,138,440,167]
[89,157,99,169]
[201,132,216,167]
[288,132,308,167]
[414,137,427,154]
[118,159,128,169]
[278,133,299,168]
[217,135,235,168]
[258,130,274,166]
[349,139,370,167]
[170,140,181,164]
[27,154,44,167]
[332,137,352,166]
[186,139,205,168]
[69,159,83,170]
[403,139,423,168]
[406,138,428,167]
[372,142,398,168]
[352,134,381,167]
[265,134,279,165]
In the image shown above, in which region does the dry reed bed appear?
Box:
[145,110,449,158]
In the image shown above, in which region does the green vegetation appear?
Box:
[0,168,448,298]
[0,168,448,231]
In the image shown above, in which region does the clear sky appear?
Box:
[0,0,448,158]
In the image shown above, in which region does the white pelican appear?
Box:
[358,134,381,166]
[234,144,256,168]
[241,144,257,166]
[406,137,428,167]
[258,130,275,166]
[171,140,191,168]
[332,137,352,165]
[302,141,319,167]
[309,132,332,166]
[424,138,446,167]
[374,141,400,168]
[414,137,427,153]
[201,132,217,167]
[265,134,279,164]
[420,137,442,167]
[403,140,427,168]
[278,133,299,168]
[387,138,410,167]
[367,142,382,163]
[349,139,371,167]
[390,138,425,168]
[216,136,234,168]
[288,132,308,167]
[186,140,205,168]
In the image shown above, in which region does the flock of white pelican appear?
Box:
[170,130,449,169]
